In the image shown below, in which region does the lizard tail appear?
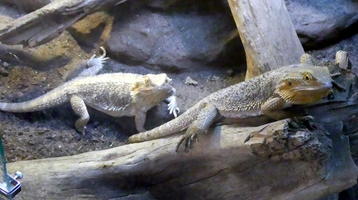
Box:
[128,102,204,143]
[0,86,68,113]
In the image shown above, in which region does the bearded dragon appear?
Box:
[68,47,180,117]
[0,71,179,134]
[128,62,333,151]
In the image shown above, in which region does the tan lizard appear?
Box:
[0,71,179,134]
[128,61,333,151]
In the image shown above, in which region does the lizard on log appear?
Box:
[129,57,336,151]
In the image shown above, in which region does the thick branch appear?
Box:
[227,0,304,79]
[8,118,358,200]
[0,0,125,47]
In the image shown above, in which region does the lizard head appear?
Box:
[274,65,332,105]
[131,73,175,104]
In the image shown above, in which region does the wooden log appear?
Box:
[0,0,125,47]
[7,118,358,200]
[227,0,305,79]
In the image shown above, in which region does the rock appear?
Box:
[319,194,339,200]
[208,75,220,82]
[225,69,234,76]
[0,3,23,18]
[106,0,244,72]
[0,66,9,76]
[106,0,358,71]
[309,34,358,74]
[285,0,358,47]
[184,76,198,86]
[2,61,9,67]
[68,11,114,52]
[335,50,351,70]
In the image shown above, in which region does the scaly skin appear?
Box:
[0,73,176,134]
[128,63,333,151]
[65,46,108,81]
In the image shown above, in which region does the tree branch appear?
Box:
[0,0,125,47]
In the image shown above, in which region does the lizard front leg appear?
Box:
[70,95,90,135]
[261,97,292,120]
[135,112,147,132]
[261,97,311,121]
[176,103,218,152]
[244,97,290,143]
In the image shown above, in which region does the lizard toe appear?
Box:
[176,134,193,153]
[176,128,202,153]
[75,123,87,135]
[176,136,186,152]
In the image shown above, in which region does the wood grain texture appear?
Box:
[8,118,358,200]
[227,0,305,79]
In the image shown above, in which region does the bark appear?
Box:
[0,0,125,47]
[227,0,305,80]
[8,118,358,200]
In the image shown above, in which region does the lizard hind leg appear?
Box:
[135,112,147,132]
[176,103,218,152]
[70,95,90,135]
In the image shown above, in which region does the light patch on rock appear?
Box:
[209,75,220,82]
[185,76,198,86]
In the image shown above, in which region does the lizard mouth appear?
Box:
[293,85,331,92]
[294,81,332,91]
[278,84,332,105]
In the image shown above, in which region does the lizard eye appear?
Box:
[303,72,313,80]
[287,81,292,86]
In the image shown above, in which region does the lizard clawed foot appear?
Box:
[75,125,87,135]
[167,96,180,118]
[176,127,204,153]
[87,47,109,65]
[75,121,88,135]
